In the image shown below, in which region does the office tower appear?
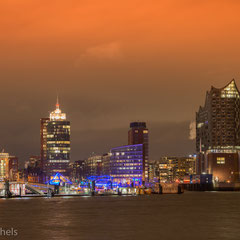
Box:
[196,79,240,182]
[40,118,50,172]
[128,122,149,182]
[110,144,143,185]
[0,152,9,181]
[45,98,70,178]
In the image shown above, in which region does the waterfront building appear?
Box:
[110,144,143,185]
[45,99,70,178]
[196,80,240,182]
[0,152,9,181]
[128,122,149,182]
[158,157,177,182]
[154,156,196,183]
[176,156,196,181]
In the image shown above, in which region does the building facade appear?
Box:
[153,156,196,183]
[110,144,144,185]
[45,99,70,178]
[196,80,240,182]
[158,157,177,182]
[128,122,149,182]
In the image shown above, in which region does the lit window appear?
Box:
[217,157,225,164]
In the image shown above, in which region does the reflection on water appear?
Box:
[0,192,240,240]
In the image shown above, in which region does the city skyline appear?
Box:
[1,2,240,240]
[2,80,240,166]
[1,79,239,167]
[0,95,196,166]
[1,1,240,165]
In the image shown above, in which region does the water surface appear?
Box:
[0,192,240,240]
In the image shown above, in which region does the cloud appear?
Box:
[189,121,196,140]
[75,41,122,66]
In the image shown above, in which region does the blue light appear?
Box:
[49,172,72,185]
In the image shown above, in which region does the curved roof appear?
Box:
[211,79,240,94]
[197,79,239,114]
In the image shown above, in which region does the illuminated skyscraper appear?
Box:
[196,80,240,182]
[45,98,70,178]
[128,122,149,182]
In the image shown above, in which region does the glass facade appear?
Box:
[110,144,143,182]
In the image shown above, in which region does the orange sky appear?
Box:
[1,0,240,163]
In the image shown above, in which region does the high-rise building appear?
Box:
[128,122,149,182]
[45,98,70,178]
[40,118,50,172]
[110,144,144,185]
[196,80,240,182]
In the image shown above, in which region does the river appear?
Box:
[0,192,240,240]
